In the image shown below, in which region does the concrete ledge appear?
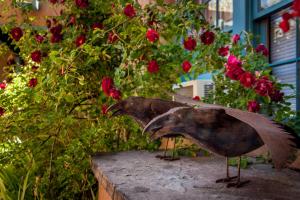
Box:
[92,151,300,200]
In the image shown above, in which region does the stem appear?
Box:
[68,93,98,115]
[104,19,131,34]
[48,125,61,198]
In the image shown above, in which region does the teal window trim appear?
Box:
[252,1,299,110]
[296,18,300,111]
[253,0,293,20]
[269,58,300,68]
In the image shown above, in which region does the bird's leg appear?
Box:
[215,157,238,183]
[164,138,180,161]
[226,157,250,188]
[155,138,170,159]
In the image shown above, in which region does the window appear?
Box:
[259,0,283,10]
[269,8,297,110]
[204,0,233,31]
[218,0,233,30]
[206,0,217,26]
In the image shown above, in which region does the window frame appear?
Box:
[203,0,233,32]
[253,0,293,20]
[252,1,300,110]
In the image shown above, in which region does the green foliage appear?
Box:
[0,1,211,198]
[0,153,37,200]
[228,157,249,169]
[0,0,297,199]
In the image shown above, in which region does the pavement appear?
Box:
[92,151,300,200]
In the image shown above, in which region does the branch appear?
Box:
[68,93,99,115]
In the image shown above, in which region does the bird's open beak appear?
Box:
[149,126,174,140]
[142,114,169,135]
[106,102,123,117]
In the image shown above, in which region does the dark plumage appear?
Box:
[145,107,264,157]
[107,96,189,160]
[143,95,297,187]
[107,96,188,127]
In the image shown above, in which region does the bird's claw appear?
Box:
[155,155,180,161]
[164,156,180,161]
[226,180,250,188]
[155,154,167,159]
[215,176,238,183]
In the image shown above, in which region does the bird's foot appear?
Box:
[163,156,180,161]
[155,155,169,159]
[226,180,250,188]
[215,176,238,183]
[155,155,180,161]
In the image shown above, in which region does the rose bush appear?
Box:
[0,0,297,199]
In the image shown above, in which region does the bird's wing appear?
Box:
[150,127,214,154]
[223,108,296,168]
[173,94,296,168]
[143,106,190,135]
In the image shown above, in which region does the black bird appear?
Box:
[143,102,296,187]
[107,96,190,160]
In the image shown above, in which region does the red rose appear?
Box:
[108,32,118,43]
[193,96,201,101]
[0,107,5,116]
[91,22,104,30]
[255,43,269,56]
[109,88,122,100]
[50,24,62,34]
[226,55,245,80]
[31,50,42,63]
[226,67,245,80]
[239,72,255,88]
[101,77,114,96]
[10,27,23,41]
[50,24,63,43]
[293,0,300,16]
[124,4,136,18]
[49,0,58,4]
[183,36,197,51]
[254,77,273,96]
[182,60,192,73]
[35,34,44,43]
[75,0,89,9]
[29,78,38,88]
[247,100,260,113]
[218,46,229,57]
[279,20,290,33]
[75,34,86,47]
[147,60,159,73]
[269,89,284,102]
[101,104,108,115]
[0,82,7,90]
[200,31,215,45]
[32,65,39,71]
[282,12,293,21]
[232,34,240,44]
[50,34,63,43]
[146,29,159,42]
[227,55,242,69]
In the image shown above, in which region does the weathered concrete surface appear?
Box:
[92,151,300,200]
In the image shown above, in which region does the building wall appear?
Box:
[0,0,62,26]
